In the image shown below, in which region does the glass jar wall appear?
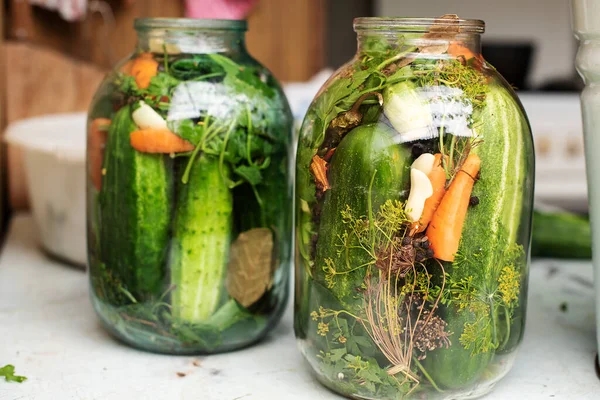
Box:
[87,18,293,354]
[294,15,534,399]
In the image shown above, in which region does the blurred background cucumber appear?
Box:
[531,209,591,259]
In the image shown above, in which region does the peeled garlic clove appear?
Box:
[405,168,434,222]
[132,101,168,130]
[411,153,436,175]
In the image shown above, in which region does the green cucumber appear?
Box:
[98,105,172,303]
[425,83,533,386]
[421,311,494,390]
[170,155,233,323]
[467,84,533,252]
[470,83,534,354]
[532,209,591,259]
[314,123,410,307]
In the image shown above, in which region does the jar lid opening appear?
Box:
[354,16,485,34]
[134,18,247,32]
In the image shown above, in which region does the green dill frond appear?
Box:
[414,59,488,109]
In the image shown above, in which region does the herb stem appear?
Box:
[448,134,456,173]
[162,44,169,73]
[182,123,207,184]
[376,46,418,71]
[367,170,377,254]
[413,358,443,393]
[501,307,512,349]
[191,72,224,81]
[219,121,237,188]
[246,105,254,165]
[489,295,498,347]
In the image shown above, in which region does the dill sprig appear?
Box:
[414,59,488,109]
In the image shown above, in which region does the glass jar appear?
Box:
[87,18,293,354]
[294,15,534,399]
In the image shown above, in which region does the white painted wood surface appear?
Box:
[0,214,599,399]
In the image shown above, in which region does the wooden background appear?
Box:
[3,0,326,210]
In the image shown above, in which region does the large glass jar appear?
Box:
[87,18,293,354]
[294,16,534,399]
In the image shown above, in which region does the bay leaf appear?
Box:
[226,228,274,307]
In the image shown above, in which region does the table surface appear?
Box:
[0,214,599,400]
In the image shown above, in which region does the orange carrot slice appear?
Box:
[426,153,481,262]
[130,128,195,153]
[89,118,111,191]
[130,53,158,89]
[416,153,447,233]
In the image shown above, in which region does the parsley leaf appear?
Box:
[234,165,263,186]
[0,364,27,383]
[312,71,372,146]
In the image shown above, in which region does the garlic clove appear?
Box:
[405,168,434,222]
[132,101,168,130]
[411,153,436,175]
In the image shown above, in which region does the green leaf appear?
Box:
[174,119,203,144]
[329,347,347,362]
[170,55,225,81]
[387,65,415,82]
[146,72,180,99]
[352,335,373,348]
[0,365,27,383]
[234,165,263,186]
[208,54,283,133]
[360,35,393,56]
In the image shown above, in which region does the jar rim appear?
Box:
[354,16,485,34]
[134,18,247,32]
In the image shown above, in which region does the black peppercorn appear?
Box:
[469,196,480,206]
[411,143,426,159]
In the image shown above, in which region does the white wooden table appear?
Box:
[1,214,599,400]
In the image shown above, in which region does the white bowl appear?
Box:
[5,113,87,267]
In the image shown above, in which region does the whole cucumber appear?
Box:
[421,309,494,390]
[98,105,172,303]
[170,155,233,323]
[464,82,533,354]
[531,209,591,259]
[314,123,410,307]
[426,83,534,385]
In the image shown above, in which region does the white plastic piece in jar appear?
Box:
[411,153,436,175]
[405,168,434,222]
[132,101,168,130]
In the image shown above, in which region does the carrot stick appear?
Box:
[130,128,195,153]
[426,153,481,262]
[130,53,158,89]
[89,118,111,190]
[416,153,447,233]
[448,42,477,60]
[120,59,134,75]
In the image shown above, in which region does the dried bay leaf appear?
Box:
[226,228,274,307]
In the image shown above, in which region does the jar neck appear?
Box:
[134,19,247,55]
[354,16,484,59]
[356,31,482,57]
[136,29,246,54]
